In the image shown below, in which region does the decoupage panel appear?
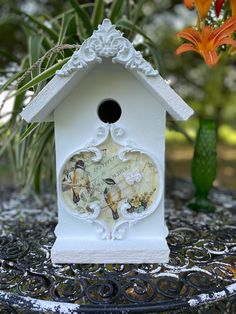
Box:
[59,125,163,240]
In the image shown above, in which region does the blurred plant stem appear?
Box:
[189,118,217,212]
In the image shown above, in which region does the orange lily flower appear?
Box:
[176,17,236,65]
[184,0,194,9]
[195,0,212,18]
[230,0,236,17]
[184,0,212,18]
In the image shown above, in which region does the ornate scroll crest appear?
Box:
[58,124,163,240]
[56,19,158,77]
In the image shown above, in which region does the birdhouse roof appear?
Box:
[21,19,193,123]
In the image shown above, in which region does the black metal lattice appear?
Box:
[0,179,235,313]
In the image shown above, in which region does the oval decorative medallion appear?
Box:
[58,125,163,240]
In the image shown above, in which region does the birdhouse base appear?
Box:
[51,238,170,264]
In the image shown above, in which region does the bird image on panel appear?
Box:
[103,178,121,220]
[72,160,90,205]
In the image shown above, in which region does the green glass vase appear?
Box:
[188,119,217,213]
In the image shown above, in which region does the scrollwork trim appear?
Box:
[111,140,164,240]
[56,19,158,78]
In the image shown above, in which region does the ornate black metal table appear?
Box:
[0,179,235,313]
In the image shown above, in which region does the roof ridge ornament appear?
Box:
[56,19,158,77]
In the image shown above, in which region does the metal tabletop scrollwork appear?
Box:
[0,179,235,313]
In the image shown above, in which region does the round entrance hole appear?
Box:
[97,99,122,123]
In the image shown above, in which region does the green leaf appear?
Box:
[125,0,131,20]
[8,58,29,127]
[43,13,61,33]
[110,0,124,23]
[13,9,59,42]
[92,0,104,28]
[26,123,54,187]
[0,70,25,94]
[69,0,93,37]
[42,37,53,51]
[116,18,154,44]
[0,128,17,155]
[75,14,86,41]
[57,13,73,45]
[11,58,70,98]
[34,162,42,194]
[15,123,28,170]
[132,0,148,23]
[19,123,39,142]
[65,15,79,44]
[149,47,163,75]
[28,35,44,80]
[29,35,43,66]
[53,8,75,21]
[0,49,18,63]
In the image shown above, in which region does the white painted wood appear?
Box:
[53,61,169,248]
[20,20,193,123]
[54,60,167,171]
[20,66,93,123]
[132,71,194,121]
[51,238,170,264]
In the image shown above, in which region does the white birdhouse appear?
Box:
[21,19,193,264]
